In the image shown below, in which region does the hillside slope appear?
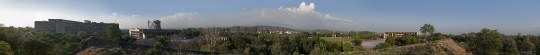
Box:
[354,39,468,55]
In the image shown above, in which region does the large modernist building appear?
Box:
[35,19,118,34]
[129,20,181,39]
[382,32,422,38]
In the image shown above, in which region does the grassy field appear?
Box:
[320,37,354,43]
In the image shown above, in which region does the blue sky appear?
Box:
[0,0,539,35]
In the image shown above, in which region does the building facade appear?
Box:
[35,19,118,34]
[383,32,422,38]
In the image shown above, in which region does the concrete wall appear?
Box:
[35,19,118,34]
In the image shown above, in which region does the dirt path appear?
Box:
[361,39,385,49]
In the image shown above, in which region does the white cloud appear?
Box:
[156,2,360,31]
[0,1,360,31]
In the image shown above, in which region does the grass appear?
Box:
[320,37,354,43]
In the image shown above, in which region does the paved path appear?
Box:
[361,39,385,49]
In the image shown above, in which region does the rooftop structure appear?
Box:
[130,20,180,39]
[34,19,118,34]
[148,20,161,30]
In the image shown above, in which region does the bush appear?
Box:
[352,37,362,46]
[395,36,421,46]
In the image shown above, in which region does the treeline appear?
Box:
[452,29,540,55]
[372,24,540,55]
[0,26,85,55]
[0,24,378,55]
[0,24,137,55]
[171,27,374,55]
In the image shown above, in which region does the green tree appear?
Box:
[181,28,201,37]
[18,39,53,55]
[395,35,421,46]
[500,37,519,55]
[77,31,90,38]
[106,25,121,40]
[352,37,362,46]
[375,36,396,49]
[420,24,435,36]
[518,37,535,54]
[470,28,504,55]
[154,36,170,47]
[0,32,5,42]
[341,42,352,52]
[0,41,12,55]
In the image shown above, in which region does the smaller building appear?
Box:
[129,28,181,39]
[383,32,422,38]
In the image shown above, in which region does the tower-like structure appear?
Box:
[148,20,161,30]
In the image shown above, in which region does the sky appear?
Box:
[0,0,539,35]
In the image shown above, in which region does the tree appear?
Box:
[201,27,221,51]
[0,41,12,55]
[341,42,352,52]
[420,24,435,36]
[77,31,90,41]
[470,28,504,55]
[375,36,396,49]
[181,28,201,37]
[395,35,421,46]
[518,37,535,54]
[500,37,519,55]
[18,39,53,55]
[106,25,121,41]
[351,37,362,46]
[154,36,170,47]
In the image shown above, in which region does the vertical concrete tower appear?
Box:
[148,20,161,30]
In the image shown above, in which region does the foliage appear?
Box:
[500,37,519,55]
[181,28,201,37]
[0,41,12,55]
[420,24,435,36]
[469,28,504,55]
[352,37,362,46]
[395,35,421,46]
[106,25,121,41]
[430,33,447,41]
[375,36,396,49]
[154,36,170,47]
[17,39,54,55]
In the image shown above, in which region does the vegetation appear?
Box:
[2,23,540,55]
[106,25,121,40]
[0,41,12,55]
[420,24,435,36]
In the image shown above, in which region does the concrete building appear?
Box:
[383,32,422,38]
[35,19,118,34]
[129,20,181,39]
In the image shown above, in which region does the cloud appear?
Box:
[157,2,360,31]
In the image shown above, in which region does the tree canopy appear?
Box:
[420,24,435,36]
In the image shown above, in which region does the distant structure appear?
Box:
[383,32,422,38]
[34,19,118,34]
[130,20,180,39]
[148,20,161,30]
